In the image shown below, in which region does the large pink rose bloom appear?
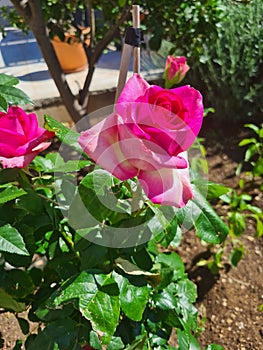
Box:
[79,74,203,207]
[0,106,55,169]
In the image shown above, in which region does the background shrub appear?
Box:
[154,0,263,121]
[194,0,263,121]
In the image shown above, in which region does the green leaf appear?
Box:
[79,243,108,270]
[255,216,263,237]
[230,245,244,267]
[44,114,87,157]
[115,257,160,285]
[176,328,201,350]
[205,345,224,350]
[107,336,124,350]
[238,138,257,147]
[36,303,75,322]
[17,317,30,335]
[147,204,180,249]
[156,252,185,283]
[203,107,215,117]
[178,187,229,244]
[176,279,197,304]
[194,180,230,200]
[13,340,23,350]
[114,272,149,321]
[81,169,114,196]
[49,271,120,343]
[132,247,153,271]
[0,85,32,106]
[53,159,92,173]
[15,190,44,215]
[0,168,19,185]
[0,287,26,312]
[32,154,63,172]
[155,215,180,249]
[89,330,102,349]
[244,144,257,162]
[0,73,19,86]
[0,94,8,112]
[1,269,35,298]
[253,158,263,176]
[0,185,26,204]
[169,224,182,248]
[124,336,147,350]
[244,123,260,134]
[229,212,246,237]
[27,319,83,350]
[153,286,177,310]
[0,224,29,255]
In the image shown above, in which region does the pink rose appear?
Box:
[0,106,55,169]
[79,74,203,207]
[164,55,190,88]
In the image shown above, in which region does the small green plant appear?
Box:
[194,125,263,274]
[197,184,263,273]
[237,123,263,189]
[221,184,263,239]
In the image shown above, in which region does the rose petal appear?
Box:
[0,142,52,169]
[79,113,188,180]
[79,113,138,180]
[8,106,39,139]
[138,152,193,207]
[170,85,203,139]
[116,75,203,155]
[117,73,150,105]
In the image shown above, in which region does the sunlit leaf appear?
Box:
[0,73,19,86]
[0,185,26,204]
[44,114,88,157]
[0,85,32,106]
[0,224,29,255]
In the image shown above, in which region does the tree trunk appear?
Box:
[11,0,89,124]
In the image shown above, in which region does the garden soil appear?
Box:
[0,118,262,350]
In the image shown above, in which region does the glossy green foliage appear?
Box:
[0,115,229,349]
[0,73,32,112]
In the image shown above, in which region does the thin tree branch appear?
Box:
[79,3,133,105]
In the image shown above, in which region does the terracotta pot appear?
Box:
[51,29,90,74]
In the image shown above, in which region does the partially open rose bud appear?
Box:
[164,55,190,88]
